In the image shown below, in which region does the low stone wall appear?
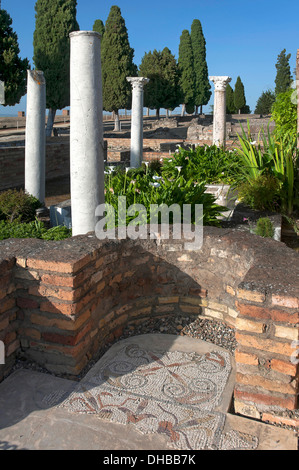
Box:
[0,228,298,426]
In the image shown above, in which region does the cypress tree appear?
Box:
[0,8,29,106]
[101,5,137,130]
[190,19,211,114]
[255,89,275,114]
[93,19,105,37]
[139,50,164,118]
[139,48,181,118]
[234,76,246,114]
[33,0,79,136]
[226,83,236,114]
[161,47,181,113]
[178,29,195,116]
[274,49,292,96]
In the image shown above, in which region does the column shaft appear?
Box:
[210,76,232,147]
[127,77,149,168]
[70,31,104,236]
[25,70,46,203]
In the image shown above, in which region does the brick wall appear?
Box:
[0,228,298,426]
[0,138,70,191]
[0,256,18,381]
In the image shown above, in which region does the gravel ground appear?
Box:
[10,314,237,379]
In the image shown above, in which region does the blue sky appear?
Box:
[1,0,299,115]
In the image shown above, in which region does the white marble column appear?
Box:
[69,31,104,236]
[25,70,46,203]
[209,76,232,147]
[126,77,149,168]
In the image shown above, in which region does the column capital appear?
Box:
[126,77,150,90]
[209,76,232,92]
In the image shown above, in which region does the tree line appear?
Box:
[95,8,213,125]
[1,0,292,134]
[255,49,294,115]
[0,2,214,133]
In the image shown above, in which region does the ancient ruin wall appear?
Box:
[0,228,298,425]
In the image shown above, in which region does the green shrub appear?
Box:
[254,217,274,238]
[41,225,72,240]
[234,121,298,215]
[104,164,227,227]
[271,89,297,142]
[237,173,281,212]
[0,219,46,240]
[0,189,42,223]
[161,145,241,185]
[148,159,163,175]
[0,219,71,241]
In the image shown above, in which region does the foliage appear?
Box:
[0,219,71,241]
[139,48,181,117]
[104,164,226,227]
[101,6,137,114]
[0,9,29,106]
[0,189,71,240]
[240,104,251,114]
[93,19,105,37]
[254,217,274,238]
[274,49,292,96]
[0,219,45,240]
[0,189,42,223]
[271,89,297,141]
[234,121,299,214]
[190,19,211,113]
[237,174,281,212]
[160,48,182,112]
[255,89,276,114]
[226,84,236,114]
[33,0,79,113]
[160,145,241,185]
[40,225,72,240]
[234,76,246,113]
[178,29,195,113]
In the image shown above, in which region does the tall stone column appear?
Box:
[25,70,46,203]
[126,77,149,168]
[209,76,232,147]
[70,31,104,236]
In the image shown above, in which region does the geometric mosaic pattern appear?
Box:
[58,342,259,450]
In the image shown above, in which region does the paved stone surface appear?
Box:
[0,334,297,450]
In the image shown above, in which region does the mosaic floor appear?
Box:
[55,335,259,450]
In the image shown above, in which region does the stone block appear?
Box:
[50,199,72,229]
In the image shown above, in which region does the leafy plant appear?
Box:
[0,219,71,241]
[161,145,241,185]
[0,189,42,223]
[104,165,226,227]
[271,88,297,142]
[234,121,298,215]
[41,225,72,240]
[254,217,274,238]
[237,173,281,212]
